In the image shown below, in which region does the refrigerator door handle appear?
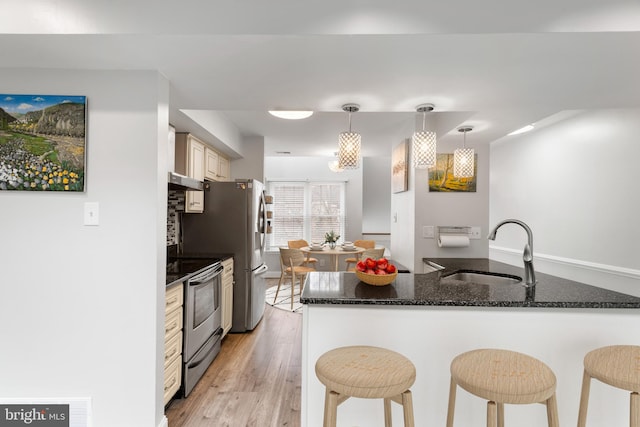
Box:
[254,264,269,275]
[257,190,266,256]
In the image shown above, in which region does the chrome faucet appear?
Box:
[488,219,536,288]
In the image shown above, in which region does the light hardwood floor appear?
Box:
[165,304,303,427]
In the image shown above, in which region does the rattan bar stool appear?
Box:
[446,348,559,427]
[315,345,416,427]
[577,345,640,427]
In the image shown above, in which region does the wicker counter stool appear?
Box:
[577,345,640,427]
[446,348,559,427]
[315,345,416,427]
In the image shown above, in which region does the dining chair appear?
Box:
[288,239,318,267]
[344,240,376,271]
[276,248,316,309]
[346,247,386,271]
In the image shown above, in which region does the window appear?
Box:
[266,181,345,250]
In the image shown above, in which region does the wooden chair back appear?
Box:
[279,247,309,269]
[360,248,385,260]
[354,239,375,249]
[288,239,309,249]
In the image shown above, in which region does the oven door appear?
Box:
[183,264,223,362]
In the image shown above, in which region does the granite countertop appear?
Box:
[300,258,640,309]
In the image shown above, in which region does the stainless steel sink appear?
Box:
[442,270,522,285]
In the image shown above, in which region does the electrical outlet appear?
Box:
[423,225,435,238]
[469,226,481,239]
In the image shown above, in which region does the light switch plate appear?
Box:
[84,202,100,226]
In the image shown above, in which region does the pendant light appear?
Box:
[454,126,475,178]
[412,103,437,168]
[338,104,361,169]
[328,152,344,173]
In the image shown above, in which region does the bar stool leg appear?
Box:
[446,378,457,427]
[497,402,504,427]
[631,391,639,427]
[577,370,592,427]
[402,390,415,427]
[324,389,339,427]
[487,401,497,427]
[546,393,559,427]
[383,398,392,427]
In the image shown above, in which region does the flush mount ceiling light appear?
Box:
[454,126,475,178]
[328,152,344,173]
[338,104,361,169]
[412,103,437,169]
[508,124,534,136]
[268,110,313,120]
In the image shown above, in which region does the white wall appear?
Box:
[490,109,640,295]
[362,156,391,233]
[0,69,168,427]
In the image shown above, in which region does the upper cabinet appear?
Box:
[175,133,205,213]
[205,147,231,182]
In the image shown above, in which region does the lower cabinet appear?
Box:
[164,282,184,405]
[221,257,234,338]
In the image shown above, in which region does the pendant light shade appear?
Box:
[454,126,475,178]
[412,104,437,168]
[338,104,361,169]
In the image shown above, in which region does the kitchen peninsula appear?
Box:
[300,259,640,427]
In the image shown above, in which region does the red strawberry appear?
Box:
[356,261,366,272]
[385,264,397,274]
[365,258,376,269]
[375,269,387,275]
[365,268,376,275]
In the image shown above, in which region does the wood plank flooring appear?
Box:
[165,304,303,427]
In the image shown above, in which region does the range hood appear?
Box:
[168,172,204,191]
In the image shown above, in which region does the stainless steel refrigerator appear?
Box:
[181,179,269,332]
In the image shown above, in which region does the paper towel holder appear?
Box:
[437,226,471,238]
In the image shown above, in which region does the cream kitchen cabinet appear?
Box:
[205,147,231,182]
[164,282,184,405]
[221,257,234,338]
[175,133,205,213]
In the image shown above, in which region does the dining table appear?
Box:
[301,245,365,271]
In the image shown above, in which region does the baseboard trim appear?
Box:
[489,246,640,297]
[158,415,168,427]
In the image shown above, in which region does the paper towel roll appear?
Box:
[438,235,470,248]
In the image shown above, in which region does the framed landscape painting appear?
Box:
[391,141,408,193]
[0,94,86,191]
[428,153,477,192]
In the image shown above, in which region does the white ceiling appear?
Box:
[2,0,640,158]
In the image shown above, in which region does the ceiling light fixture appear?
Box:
[268,110,313,120]
[508,124,534,136]
[338,104,361,169]
[328,152,344,173]
[454,126,475,178]
[412,103,437,168]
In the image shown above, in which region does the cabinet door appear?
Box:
[221,258,234,337]
[186,137,205,212]
[218,156,230,181]
[205,148,219,180]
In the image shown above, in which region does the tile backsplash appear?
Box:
[167,190,185,245]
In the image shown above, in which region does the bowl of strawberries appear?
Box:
[354,257,398,286]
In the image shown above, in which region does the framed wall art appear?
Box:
[428,153,477,192]
[391,140,408,193]
[0,94,86,192]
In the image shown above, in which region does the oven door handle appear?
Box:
[186,328,223,369]
[188,264,223,285]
